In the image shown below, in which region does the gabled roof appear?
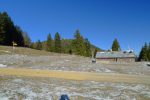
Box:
[96,51,136,58]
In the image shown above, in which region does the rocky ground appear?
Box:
[0,76,150,100]
[0,46,150,100]
[0,54,150,75]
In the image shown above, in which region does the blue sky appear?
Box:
[0,0,150,54]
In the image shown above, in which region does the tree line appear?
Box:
[0,12,100,57]
[2,12,149,59]
[30,30,94,57]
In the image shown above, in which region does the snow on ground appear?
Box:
[0,54,114,73]
[0,77,150,100]
[0,54,150,75]
[1,54,150,75]
[0,54,150,99]
[0,64,7,68]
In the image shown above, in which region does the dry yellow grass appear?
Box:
[0,68,150,84]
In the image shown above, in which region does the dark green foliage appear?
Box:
[36,40,42,50]
[93,49,98,58]
[54,32,61,53]
[46,33,52,51]
[138,42,150,61]
[112,39,121,51]
[61,39,72,54]
[22,32,31,47]
[148,43,150,60]
[30,42,34,49]
[72,30,86,56]
[25,35,101,57]
[0,12,24,46]
[14,26,25,46]
[0,12,100,57]
[69,49,72,55]
[0,12,14,45]
[84,39,91,57]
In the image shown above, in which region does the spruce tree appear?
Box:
[36,40,42,50]
[0,12,25,46]
[148,43,150,61]
[138,46,144,61]
[84,39,91,57]
[14,26,24,46]
[143,43,148,61]
[138,43,150,61]
[72,30,86,56]
[22,32,31,47]
[0,12,14,45]
[112,39,121,51]
[46,33,52,51]
[93,49,98,58]
[54,32,61,53]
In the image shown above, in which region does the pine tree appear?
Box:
[0,12,24,46]
[0,12,5,44]
[22,32,31,47]
[143,43,148,61]
[138,43,149,61]
[0,12,14,45]
[84,39,91,57]
[72,30,86,56]
[148,43,150,61]
[36,40,42,50]
[54,32,61,53]
[93,49,98,58]
[138,46,144,61]
[46,33,52,51]
[112,39,121,51]
[14,26,24,46]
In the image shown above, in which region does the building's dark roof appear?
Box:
[96,51,136,58]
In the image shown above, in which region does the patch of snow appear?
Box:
[18,87,37,99]
[130,85,145,92]
[0,64,7,68]
[65,60,70,62]
[4,51,10,53]
[0,97,8,100]
[142,91,150,98]
[105,69,112,72]
[12,79,24,83]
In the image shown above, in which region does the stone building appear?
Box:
[96,51,136,63]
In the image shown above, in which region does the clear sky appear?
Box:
[0,0,150,54]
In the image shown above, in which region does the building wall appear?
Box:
[117,57,135,62]
[96,57,135,63]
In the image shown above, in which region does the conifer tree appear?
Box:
[36,40,42,50]
[46,33,52,51]
[84,39,91,57]
[138,46,144,61]
[14,26,25,46]
[54,32,61,53]
[0,12,25,46]
[143,43,148,61]
[93,49,98,58]
[0,12,14,45]
[72,30,86,56]
[138,43,150,61]
[148,43,150,61]
[22,32,31,47]
[147,43,150,61]
[112,39,121,51]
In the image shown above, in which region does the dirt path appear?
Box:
[0,68,150,84]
